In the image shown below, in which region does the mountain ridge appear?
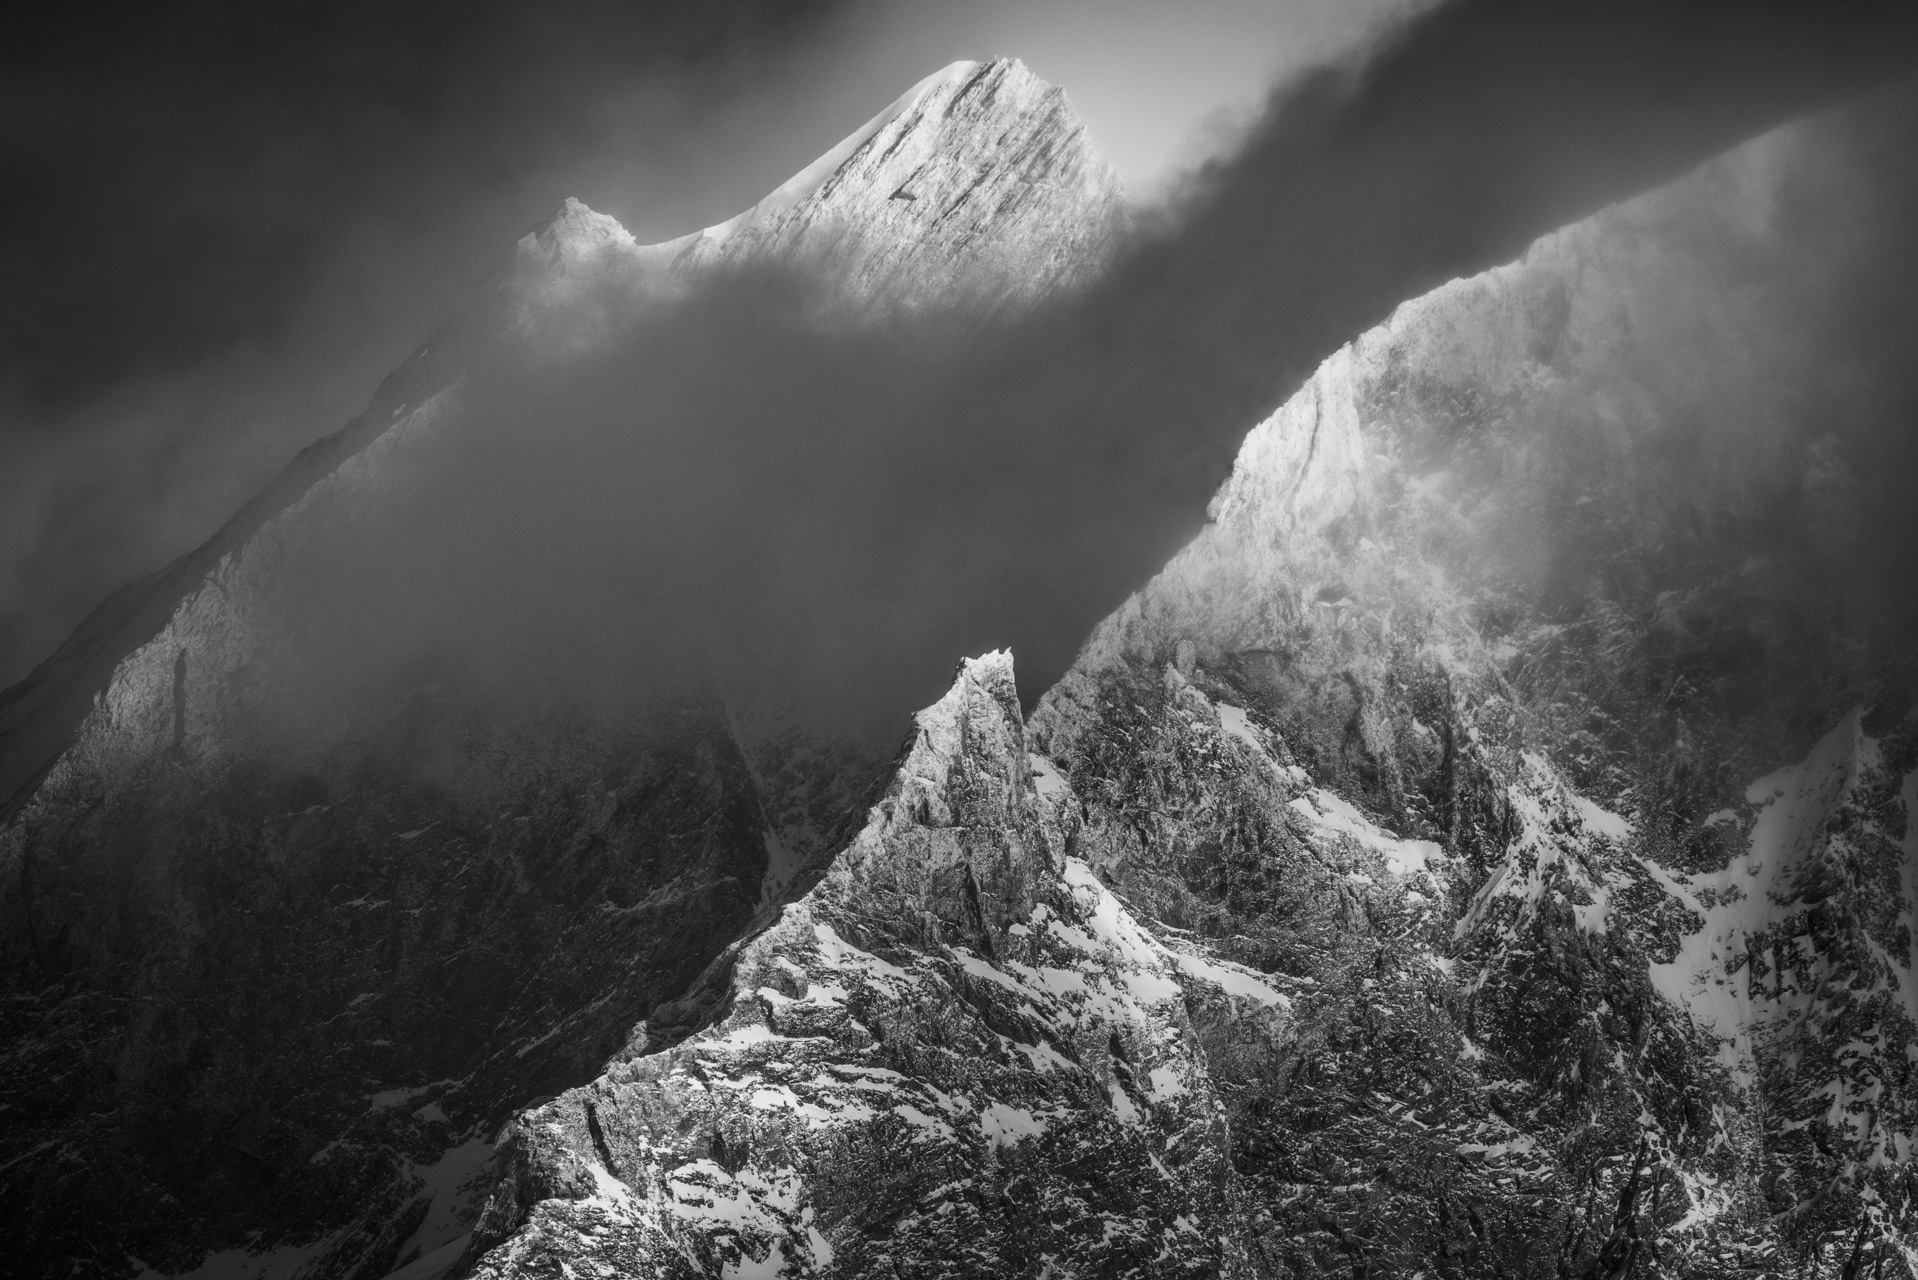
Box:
[6,52,1918,1280]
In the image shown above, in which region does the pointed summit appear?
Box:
[461,650,1252,1278]
[653,57,1122,301]
[519,58,1123,318]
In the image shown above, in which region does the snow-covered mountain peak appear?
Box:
[511,56,1121,328]
[662,59,987,254]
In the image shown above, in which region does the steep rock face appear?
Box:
[0,60,1120,1280]
[641,58,1121,308]
[459,653,1280,1279]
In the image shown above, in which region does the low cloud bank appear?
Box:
[236,0,1918,753]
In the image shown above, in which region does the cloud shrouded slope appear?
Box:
[7,0,1918,767]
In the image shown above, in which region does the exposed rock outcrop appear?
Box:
[460,653,1269,1278]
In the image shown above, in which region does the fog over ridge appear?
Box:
[13,0,1918,764]
[0,0,1415,692]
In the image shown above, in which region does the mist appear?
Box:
[210,0,1918,756]
[0,0,1418,695]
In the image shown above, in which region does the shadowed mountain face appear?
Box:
[6,35,1918,1280]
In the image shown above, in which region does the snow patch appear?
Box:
[1216,704,1307,786]
[1028,753,1072,801]
[979,1102,1047,1148]
[1290,788,1440,876]
[1648,714,1892,1088]
[1163,948,1291,1009]
[1147,1066,1187,1102]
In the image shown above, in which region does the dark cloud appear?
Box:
[0,0,840,404]
[225,0,1918,756]
[6,0,1918,764]
[9,0,1410,691]
[0,0,880,688]
[975,0,1918,694]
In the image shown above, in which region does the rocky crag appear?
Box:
[5,51,1918,1280]
[463,652,1270,1279]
